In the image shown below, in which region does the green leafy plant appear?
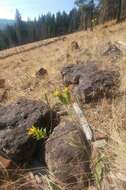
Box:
[27,125,47,140]
[94,154,106,189]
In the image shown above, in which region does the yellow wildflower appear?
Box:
[27,125,47,140]
[63,87,69,93]
[53,89,62,97]
[27,126,37,136]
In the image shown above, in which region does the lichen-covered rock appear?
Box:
[0,98,58,163]
[45,120,91,190]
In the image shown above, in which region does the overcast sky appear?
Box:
[0,0,75,20]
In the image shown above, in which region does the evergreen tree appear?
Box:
[117,0,122,22]
[15,9,22,44]
[75,0,95,30]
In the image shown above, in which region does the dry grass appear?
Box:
[0,20,126,104]
[0,20,126,189]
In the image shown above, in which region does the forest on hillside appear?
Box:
[0,0,126,50]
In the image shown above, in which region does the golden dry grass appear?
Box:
[0,20,125,104]
[0,20,126,189]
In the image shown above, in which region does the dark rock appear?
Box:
[61,62,97,85]
[77,70,120,103]
[36,68,48,79]
[71,41,80,51]
[0,98,59,163]
[45,120,91,190]
[61,63,120,103]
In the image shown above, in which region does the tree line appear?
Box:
[0,0,126,50]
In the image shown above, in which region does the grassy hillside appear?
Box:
[0,20,125,103]
[0,20,126,189]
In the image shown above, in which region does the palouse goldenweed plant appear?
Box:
[27,88,71,142]
[27,125,47,140]
[53,87,71,105]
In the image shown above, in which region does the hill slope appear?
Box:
[0,20,126,189]
[0,21,126,103]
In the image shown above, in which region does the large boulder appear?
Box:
[77,70,120,103]
[61,63,120,103]
[45,120,91,190]
[0,98,58,163]
[61,62,97,85]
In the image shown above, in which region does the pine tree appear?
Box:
[15,9,22,44]
[75,0,95,30]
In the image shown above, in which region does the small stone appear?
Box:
[93,140,107,148]
[93,131,108,141]
[0,155,15,169]
[101,41,122,61]
[36,68,48,79]
[71,41,80,51]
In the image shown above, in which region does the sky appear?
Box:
[0,0,75,21]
